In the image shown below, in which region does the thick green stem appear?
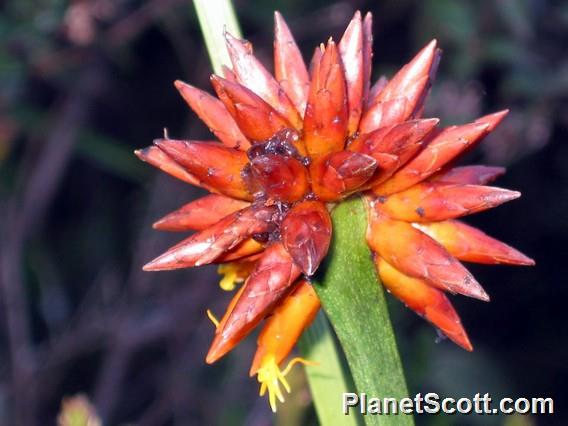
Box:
[298,313,362,426]
[308,197,413,426]
[194,0,241,74]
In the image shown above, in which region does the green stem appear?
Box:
[194,0,241,74]
[298,313,362,426]
[310,197,413,426]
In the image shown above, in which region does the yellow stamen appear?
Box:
[256,355,317,412]
[206,309,220,329]
[281,357,319,375]
[217,263,247,291]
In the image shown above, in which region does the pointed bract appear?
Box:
[377,182,521,222]
[376,257,472,351]
[154,138,252,200]
[274,12,310,116]
[303,40,348,159]
[250,279,320,375]
[361,12,373,104]
[339,11,364,135]
[375,40,437,104]
[143,206,276,271]
[174,80,250,150]
[415,220,535,265]
[359,40,438,133]
[366,207,489,301]
[225,31,302,128]
[211,76,293,142]
[454,109,510,158]
[206,242,302,363]
[475,109,509,132]
[153,194,250,231]
[135,146,202,187]
[309,45,323,76]
[281,201,332,276]
[372,121,490,195]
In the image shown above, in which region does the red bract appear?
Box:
[136,10,533,411]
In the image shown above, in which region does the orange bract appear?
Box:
[136,10,533,411]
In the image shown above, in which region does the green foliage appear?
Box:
[310,197,413,426]
[194,0,242,74]
[298,313,362,426]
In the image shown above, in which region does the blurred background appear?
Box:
[0,0,566,424]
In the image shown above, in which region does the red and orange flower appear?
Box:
[135,11,533,411]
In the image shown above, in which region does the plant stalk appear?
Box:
[310,197,413,426]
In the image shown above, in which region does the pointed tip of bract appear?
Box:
[453,331,474,351]
[151,218,168,230]
[209,74,227,95]
[209,74,222,84]
[475,109,509,132]
[224,30,252,53]
[274,10,284,25]
[173,79,199,101]
[142,255,168,271]
[133,148,145,160]
[205,348,219,365]
[249,350,263,376]
[274,11,285,36]
[463,271,490,302]
[487,188,522,205]
[173,79,186,91]
[474,286,490,302]
[152,137,173,149]
[134,147,158,163]
[446,326,473,351]
[348,10,362,25]
[363,11,373,27]
[415,39,437,62]
[423,117,440,128]
[452,268,491,302]
[206,334,231,364]
[452,268,490,302]
[515,253,536,266]
[223,30,241,54]
[416,39,438,71]
[340,11,362,45]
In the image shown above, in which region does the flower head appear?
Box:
[136,10,533,410]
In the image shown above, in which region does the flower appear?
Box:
[135,11,534,410]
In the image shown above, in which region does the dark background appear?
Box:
[0,0,566,424]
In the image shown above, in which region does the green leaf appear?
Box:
[311,197,413,426]
[298,312,363,426]
[193,0,242,74]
